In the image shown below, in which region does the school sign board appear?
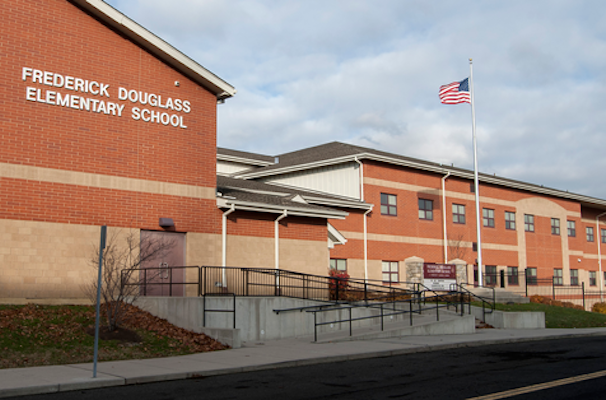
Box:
[423,263,456,291]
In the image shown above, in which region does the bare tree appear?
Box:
[447,232,469,262]
[85,229,175,331]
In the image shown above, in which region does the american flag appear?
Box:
[439,78,471,104]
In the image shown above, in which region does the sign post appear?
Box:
[93,225,107,378]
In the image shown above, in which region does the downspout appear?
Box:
[222,204,236,287]
[363,206,373,283]
[275,210,288,270]
[275,210,288,290]
[355,157,371,282]
[597,211,606,301]
[442,171,451,263]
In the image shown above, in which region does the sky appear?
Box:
[105,0,606,200]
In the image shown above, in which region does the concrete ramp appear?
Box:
[314,311,476,343]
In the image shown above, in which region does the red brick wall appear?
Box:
[0,0,219,232]
[225,211,327,241]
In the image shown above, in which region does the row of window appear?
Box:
[332,259,606,287]
[380,193,606,242]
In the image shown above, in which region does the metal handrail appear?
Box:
[306,291,471,342]
[459,283,495,321]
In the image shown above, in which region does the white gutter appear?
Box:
[442,172,451,263]
[363,206,374,282]
[597,211,606,301]
[221,204,236,286]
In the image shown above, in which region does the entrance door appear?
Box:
[140,231,185,296]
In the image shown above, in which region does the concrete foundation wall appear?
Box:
[134,296,416,343]
[470,306,545,329]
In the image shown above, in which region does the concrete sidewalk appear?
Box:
[2,328,606,398]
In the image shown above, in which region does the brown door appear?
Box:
[140,231,185,296]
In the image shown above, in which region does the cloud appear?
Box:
[106,0,606,199]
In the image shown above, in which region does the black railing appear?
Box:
[123,265,417,304]
[305,290,471,342]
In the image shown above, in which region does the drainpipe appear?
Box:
[354,157,364,201]
[275,210,288,270]
[597,211,606,301]
[222,204,236,286]
[275,210,288,290]
[355,157,372,282]
[363,206,373,282]
[441,171,451,263]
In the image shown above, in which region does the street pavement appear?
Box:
[2,326,606,399]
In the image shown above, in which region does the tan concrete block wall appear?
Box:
[279,238,329,277]
[0,219,119,302]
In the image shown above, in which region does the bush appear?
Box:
[530,295,584,310]
[592,302,606,314]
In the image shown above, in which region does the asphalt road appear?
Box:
[8,336,606,400]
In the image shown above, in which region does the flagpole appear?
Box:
[469,58,483,287]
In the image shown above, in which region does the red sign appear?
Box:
[423,263,456,280]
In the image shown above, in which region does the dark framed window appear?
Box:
[507,266,519,285]
[524,214,535,232]
[382,261,399,283]
[485,265,497,286]
[483,208,495,228]
[526,267,537,285]
[330,258,347,272]
[570,269,579,286]
[418,199,433,220]
[590,271,597,286]
[602,229,606,244]
[551,218,560,235]
[380,193,397,216]
[567,220,576,237]
[505,211,516,230]
[452,204,465,224]
[587,226,594,242]
[553,268,563,286]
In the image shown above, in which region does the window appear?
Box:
[483,208,495,228]
[602,229,606,244]
[567,220,576,237]
[524,214,535,232]
[551,218,560,235]
[485,265,497,286]
[330,259,347,272]
[553,268,563,286]
[570,269,579,286]
[505,211,516,230]
[587,226,594,242]
[382,261,399,284]
[418,199,433,220]
[380,193,397,216]
[590,271,597,286]
[452,204,466,224]
[507,267,519,285]
[526,267,537,285]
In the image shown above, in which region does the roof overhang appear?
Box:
[217,154,275,167]
[68,0,236,100]
[217,198,348,220]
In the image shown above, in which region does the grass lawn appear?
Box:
[0,303,228,369]
[491,302,606,329]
